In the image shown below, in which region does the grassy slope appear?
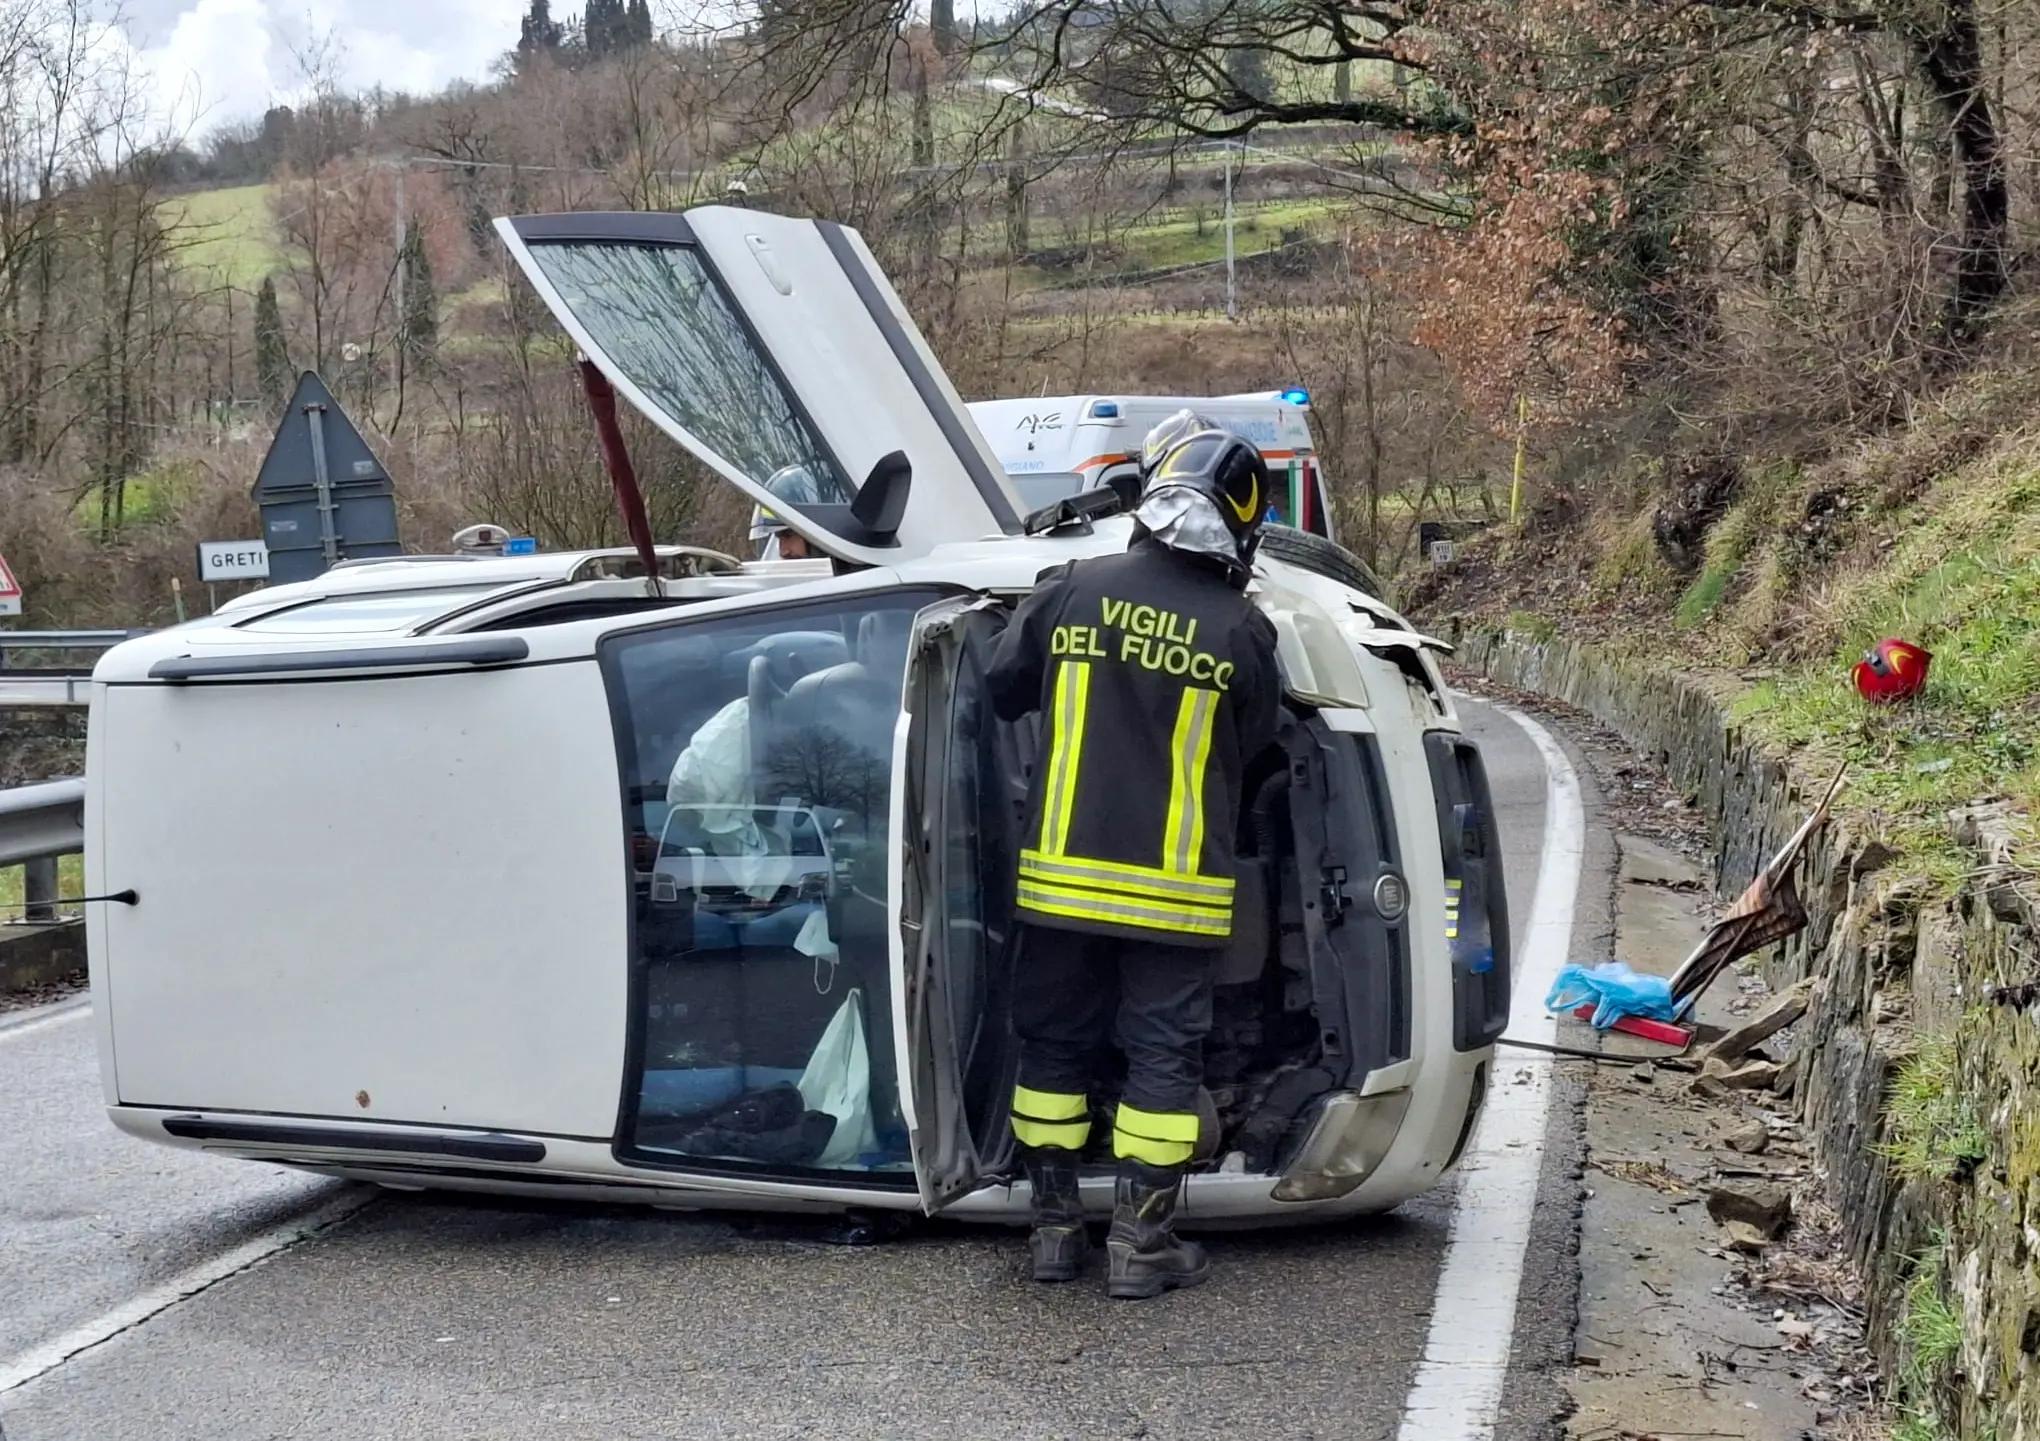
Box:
[1427,370,2040,882]
[164,183,280,289]
[1726,443,2040,879]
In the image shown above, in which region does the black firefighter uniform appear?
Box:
[985,536,1281,1167]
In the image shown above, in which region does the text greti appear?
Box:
[197,541,272,582]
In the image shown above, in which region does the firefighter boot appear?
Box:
[1105,1159,1210,1300]
[1020,1145,1089,1282]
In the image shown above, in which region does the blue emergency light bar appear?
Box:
[1281,387,1311,406]
[1090,401,1121,418]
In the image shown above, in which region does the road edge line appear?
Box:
[1395,702,1585,1441]
[0,1189,374,1397]
[0,994,91,1045]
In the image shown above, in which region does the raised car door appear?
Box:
[495,208,1024,568]
[893,593,1015,1211]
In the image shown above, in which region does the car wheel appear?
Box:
[1257,525,1389,601]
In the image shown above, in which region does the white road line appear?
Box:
[0,1189,374,1396]
[0,995,91,1045]
[1396,702,1585,1441]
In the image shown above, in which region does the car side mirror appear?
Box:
[851,451,912,541]
[1106,472,1141,511]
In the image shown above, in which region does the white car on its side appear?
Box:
[80,206,1510,1225]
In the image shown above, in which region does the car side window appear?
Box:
[600,587,950,1178]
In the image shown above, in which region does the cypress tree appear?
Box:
[518,0,563,60]
[253,275,289,413]
[400,225,438,368]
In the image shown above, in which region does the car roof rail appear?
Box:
[327,554,478,571]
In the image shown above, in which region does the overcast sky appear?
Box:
[121,0,524,136]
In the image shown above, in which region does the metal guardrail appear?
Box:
[0,629,147,708]
[0,629,138,668]
[0,778,85,924]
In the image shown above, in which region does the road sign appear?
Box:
[251,371,401,586]
[197,540,271,583]
[0,551,19,617]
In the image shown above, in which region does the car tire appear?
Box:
[1257,525,1388,601]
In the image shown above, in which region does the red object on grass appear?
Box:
[1571,1003,1694,1050]
[1853,637,1932,703]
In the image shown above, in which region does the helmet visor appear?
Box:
[1139,409,1218,475]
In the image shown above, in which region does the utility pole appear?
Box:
[390,158,407,409]
[1223,141,1238,322]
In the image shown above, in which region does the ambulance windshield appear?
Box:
[1007,471,1086,512]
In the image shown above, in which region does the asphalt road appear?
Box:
[0,700,1583,1441]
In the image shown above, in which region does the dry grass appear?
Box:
[1593,1157,1694,1194]
[1826,1410,1898,1441]
[1747,1248,1864,1312]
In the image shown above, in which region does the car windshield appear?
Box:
[603,588,950,1179]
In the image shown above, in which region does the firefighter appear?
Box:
[749,465,824,561]
[984,413,1282,1300]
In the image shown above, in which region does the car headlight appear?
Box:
[1271,1088,1413,1202]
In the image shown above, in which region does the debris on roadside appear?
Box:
[1707,1056,1785,1091]
[1723,1120,1770,1155]
[1705,979,1814,1065]
[1595,1158,1693,1195]
[1706,1181,1794,1241]
[1547,959,1684,1030]
[1666,764,1846,1008]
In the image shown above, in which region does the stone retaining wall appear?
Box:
[0,709,87,787]
[1456,627,2040,1434]
[0,920,84,991]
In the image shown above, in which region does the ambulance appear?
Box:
[965,391,1335,543]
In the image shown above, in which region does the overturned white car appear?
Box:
[82,207,1510,1224]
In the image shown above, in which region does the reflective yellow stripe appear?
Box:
[1013,1116,1091,1149]
[1017,880,1233,938]
[1038,660,1091,856]
[1162,688,1219,874]
[1445,878,1462,941]
[1013,1086,1088,1121]
[1019,851,1234,906]
[1115,1104,1202,1142]
[1114,1131,1195,1165]
[1113,1103,1201,1166]
[1011,1086,1091,1150]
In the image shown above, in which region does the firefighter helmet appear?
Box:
[1144,428,1272,550]
[1852,637,1932,703]
[747,464,825,552]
